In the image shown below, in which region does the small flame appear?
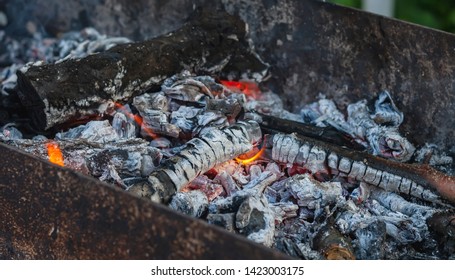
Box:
[46,141,64,166]
[220,80,261,99]
[235,144,266,165]
[114,102,158,139]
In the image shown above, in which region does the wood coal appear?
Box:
[14,8,267,132]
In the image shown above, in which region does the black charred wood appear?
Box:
[258,112,365,151]
[427,211,455,258]
[16,8,267,131]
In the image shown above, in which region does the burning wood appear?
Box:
[263,131,455,206]
[127,120,262,203]
[45,140,64,166]
[14,9,267,132]
[2,9,455,260]
[6,136,162,188]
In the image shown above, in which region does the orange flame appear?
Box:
[46,141,64,166]
[220,80,261,99]
[235,144,266,165]
[114,102,157,139]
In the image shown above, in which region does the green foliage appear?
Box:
[330,0,455,33]
[330,0,361,8]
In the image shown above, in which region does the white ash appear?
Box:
[353,220,387,259]
[415,143,454,174]
[245,91,302,121]
[300,91,415,162]
[271,202,299,223]
[169,190,208,218]
[112,111,137,139]
[286,174,344,210]
[207,170,278,247]
[56,120,120,143]
[236,195,275,247]
[149,137,172,149]
[170,106,201,133]
[163,76,214,101]
[0,124,23,140]
[371,90,404,126]
[1,28,130,99]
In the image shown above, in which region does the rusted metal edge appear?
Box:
[0,142,289,259]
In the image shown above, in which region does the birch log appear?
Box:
[127,120,262,203]
[16,8,267,131]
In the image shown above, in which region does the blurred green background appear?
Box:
[330,0,455,33]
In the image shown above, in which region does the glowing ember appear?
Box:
[114,102,157,139]
[46,141,64,166]
[220,80,261,99]
[235,145,266,165]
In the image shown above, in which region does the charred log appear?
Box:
[15,8,267,131]
[127,120,262,203]
[312,223,356,260]
[4,137,162,187]
[262,126,455,206]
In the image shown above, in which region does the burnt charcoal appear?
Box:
[128,120,261,203]
[4,136,162,186]
[56,120,120,143]
[370,91,404,127]
[207,213,236,233]
[16,8,268,131]
[271,202,299,223]
[216,170,239,196]
[0,124,23,140]
[206,98,242,119]
[236,195,275,247]
[112,110,137,139]
[259,112,365,151]
[208,170,277,247]
[209,193,248,215]
[353,220,387,259]
[427,212,455,258]
[236,196,266,231]
[169,190,208,218]
[312,223,355,260]
[274,238,303,259]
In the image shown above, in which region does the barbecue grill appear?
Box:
[1,0,455,259]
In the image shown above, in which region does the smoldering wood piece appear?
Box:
[312,223,356,260]
[4,138,162,180]
[168,190,208,218]
[235,195,275,247]
[258,112,365,151]
[207,171,276,247]
[353,220,387,260]
[207,213,236,233]
[206,98,242,118]
[368,186,435,218]
[263,129,455,206]
[16,8,267,131]
[127,120,262,203]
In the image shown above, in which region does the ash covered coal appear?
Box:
[2,15,455,260]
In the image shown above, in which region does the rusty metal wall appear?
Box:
[3,0,455,151]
